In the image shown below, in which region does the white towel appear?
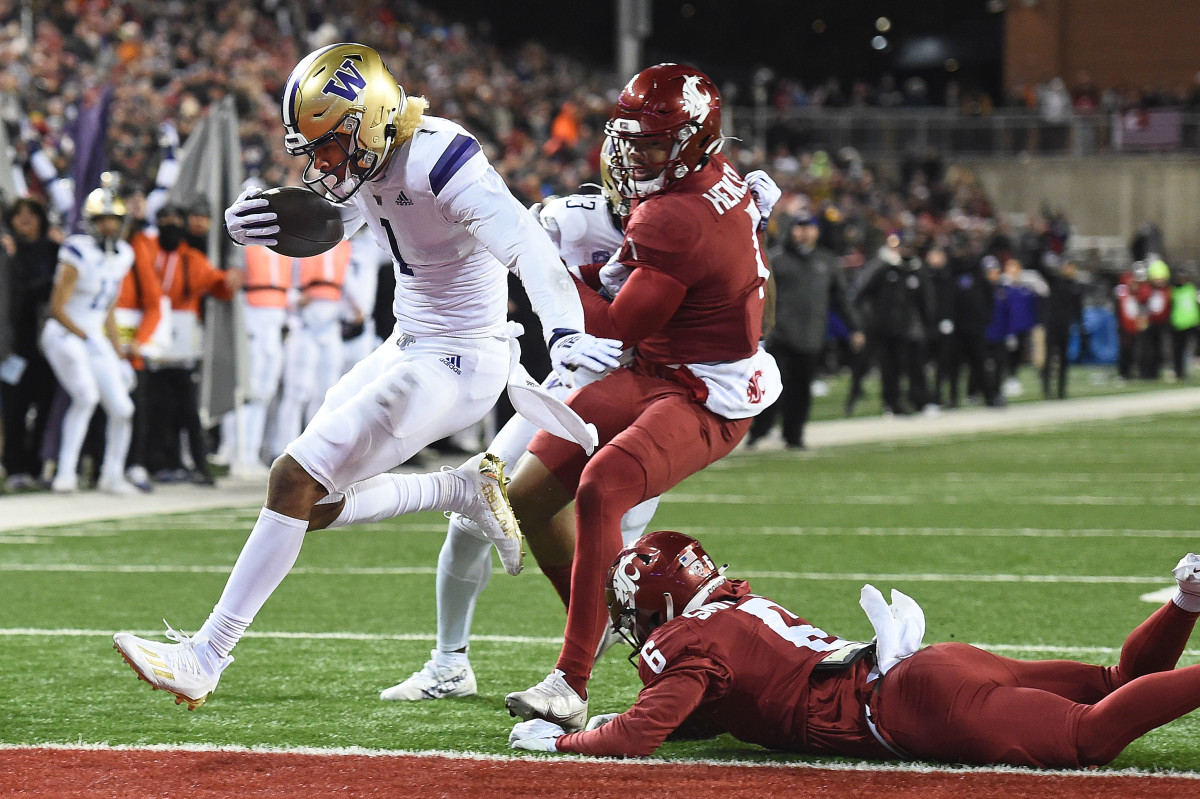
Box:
[859,584,926,675]
[504,324,599,455]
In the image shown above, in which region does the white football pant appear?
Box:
[285,327,510,494]
[41,319,134,483]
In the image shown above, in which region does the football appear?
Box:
[258,186,344,258]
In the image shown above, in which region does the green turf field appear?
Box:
[3,411,1199,770]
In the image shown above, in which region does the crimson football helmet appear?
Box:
[603,63,723,200]
[606,531,727,651]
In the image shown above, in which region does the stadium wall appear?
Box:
[960,155,1200,261]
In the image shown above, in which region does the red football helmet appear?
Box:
[606,531,727,650]
[603,63,723,200]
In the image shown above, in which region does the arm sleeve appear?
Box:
[554,663,719,758]
[339,201,366,239]
[440,167,584,340]
[193,252,236,301]
[578,266,687,345]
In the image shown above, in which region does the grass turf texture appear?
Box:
[3,410,1199,770]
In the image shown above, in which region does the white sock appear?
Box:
[101,410,133,480]
[194,508,307,660]
[57,399,95,479]
[435,517,493,652]
[1174,590,1200,613]
[327,471,465,529]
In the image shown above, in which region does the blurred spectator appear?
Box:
[141,204,241,486]
[1000,257,1047,397]
[748,212,862,449]
[272,241,350,458]
[1114,262,1150,381]
[1,198,60,491]
[234,244,290,477]
[120,204,172,492]
[1170,263,1200,380]
[1141,259,1172,379]
[1040,258,1085,399]
[855,232,933,415]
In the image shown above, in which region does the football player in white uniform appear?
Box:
[380,152,782,701]
[112,42,622,710]
[40,185,139,495]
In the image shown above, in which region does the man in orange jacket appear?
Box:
[140,204,242,485]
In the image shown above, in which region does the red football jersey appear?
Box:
[578,153,769,364]
[555,585,888,758]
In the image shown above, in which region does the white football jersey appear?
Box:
[339,115,583,340]
[534,194,624,276]
[56,234,135,336]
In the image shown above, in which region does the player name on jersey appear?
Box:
[702,162,750,215]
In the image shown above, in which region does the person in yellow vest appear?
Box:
[1170,264,1200,380]
[272,239,350,455]
[234,244,292,478]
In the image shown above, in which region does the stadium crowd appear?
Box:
[1,0,1198,494]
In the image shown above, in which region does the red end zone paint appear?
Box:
[1,749,1195,799]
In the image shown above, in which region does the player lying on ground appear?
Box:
[511,530,1200,768]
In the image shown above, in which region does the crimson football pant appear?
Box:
[529,368,750,692]
[875,601,1200,767]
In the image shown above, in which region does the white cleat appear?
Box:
[380,650,477,701]
[452,452,524,575]
[505,669,588,732]
[112,623,232,710]
[51,474,77,494]
[97,474,140,496]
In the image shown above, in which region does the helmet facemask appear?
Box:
[287,106,398,203]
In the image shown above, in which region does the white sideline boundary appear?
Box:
[1,388,1197,533]
[1,741,1197,780]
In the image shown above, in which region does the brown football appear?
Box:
[258,186,344,258]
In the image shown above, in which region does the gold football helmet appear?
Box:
[282,43,406,203]
[82,187,126,220]
[598,137,630,218]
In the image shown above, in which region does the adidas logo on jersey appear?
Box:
[440,355,462,374]
[396,191,414,206]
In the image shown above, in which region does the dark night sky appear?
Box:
[430,1,1005,101]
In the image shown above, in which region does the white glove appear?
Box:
[746,169,781,231]
[598,262,632,300]
[83,335,106,356]
[549,329,624,380]
[584,713,619,732]
[224,187,279,247]
[509,718,564,752]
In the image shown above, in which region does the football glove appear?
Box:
[224,186,279,247]
[549,329,624,383]
[584,713,619,731]
[746,169,781,231]
[598,262,632,300]
[509,718,565,752]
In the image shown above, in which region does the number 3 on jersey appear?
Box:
[379,218,414,276]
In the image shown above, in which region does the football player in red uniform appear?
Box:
[503,64,781,730]
[510,531,1200,768]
